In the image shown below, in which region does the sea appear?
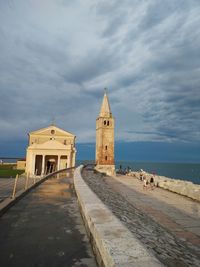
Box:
[77,160,200,185]
[2,159,200,185]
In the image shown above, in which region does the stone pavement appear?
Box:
[114,175,200,239]
[0,169,97,267]
[82,167,200,267]
[75,166,163,267]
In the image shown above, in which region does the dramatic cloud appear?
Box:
[0,0,200,146]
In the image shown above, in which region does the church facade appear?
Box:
[95,91,115,176]
[25,125,76,176]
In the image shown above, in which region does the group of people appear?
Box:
[139,169,155,190]
[117,165,132,175]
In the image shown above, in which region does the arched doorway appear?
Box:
[47,159,56,173]
[45,156,58,174]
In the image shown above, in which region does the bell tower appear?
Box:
[95,89,115,176]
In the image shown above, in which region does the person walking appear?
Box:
[150,175,155,190]
[143,177,148,190]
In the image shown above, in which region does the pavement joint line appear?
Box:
[74,165,163,267]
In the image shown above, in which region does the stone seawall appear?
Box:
[74,166,163,267]
[128,171,200,202]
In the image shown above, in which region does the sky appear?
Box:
[0,0,200,162]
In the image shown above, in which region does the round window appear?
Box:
[51,130,55,134]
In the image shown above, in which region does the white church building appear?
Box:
[25,125,76,176]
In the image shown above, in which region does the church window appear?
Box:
[105,156,107,161]
[104,120,106,125]
[51,130,55,134]
[107,120,109,126]
[105,145,107,150]
[64,140,67,145]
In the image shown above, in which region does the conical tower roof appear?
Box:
[99,90,112,117]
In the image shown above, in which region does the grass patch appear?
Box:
[0,164,16,170]
[0,169,24,178]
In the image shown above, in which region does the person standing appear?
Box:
[150,175,155,190]
[143,177,148,190]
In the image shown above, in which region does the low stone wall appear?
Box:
[74,166,163,267]
[128,171,200,202]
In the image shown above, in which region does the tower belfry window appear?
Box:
[105,156,107,161]
[104,120,106,125]
[105,145,108,150]
[107,120,109,126]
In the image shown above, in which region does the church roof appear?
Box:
[99,91,112,117]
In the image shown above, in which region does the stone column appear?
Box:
[67,153,71,168]
[57,156,61,171]
[71,152,74,167]
[32,154,36,176]
[41,155,45,175]
[72,149,76,167]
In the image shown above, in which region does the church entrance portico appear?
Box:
[33,154,69,176]
[34,155,57,175]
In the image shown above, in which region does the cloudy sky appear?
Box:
[0,0,200,161]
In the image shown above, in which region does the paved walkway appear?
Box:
[114,175,200,239]
[0,170,97,267]
[82,167,200,267]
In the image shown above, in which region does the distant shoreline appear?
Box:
[77,160,200,185]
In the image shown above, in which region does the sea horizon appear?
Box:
[1,158,200,185]
[77,160,200,185]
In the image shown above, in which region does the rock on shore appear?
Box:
[128,171,200,202]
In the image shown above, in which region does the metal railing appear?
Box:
[0,167,75,202]
[0,173,41,201]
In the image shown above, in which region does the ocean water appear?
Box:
[2,159,200,185]
[77,160,200,185]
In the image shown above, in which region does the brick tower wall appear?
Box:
[96,117,115,165]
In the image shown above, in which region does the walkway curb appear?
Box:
[74,166,163,267]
